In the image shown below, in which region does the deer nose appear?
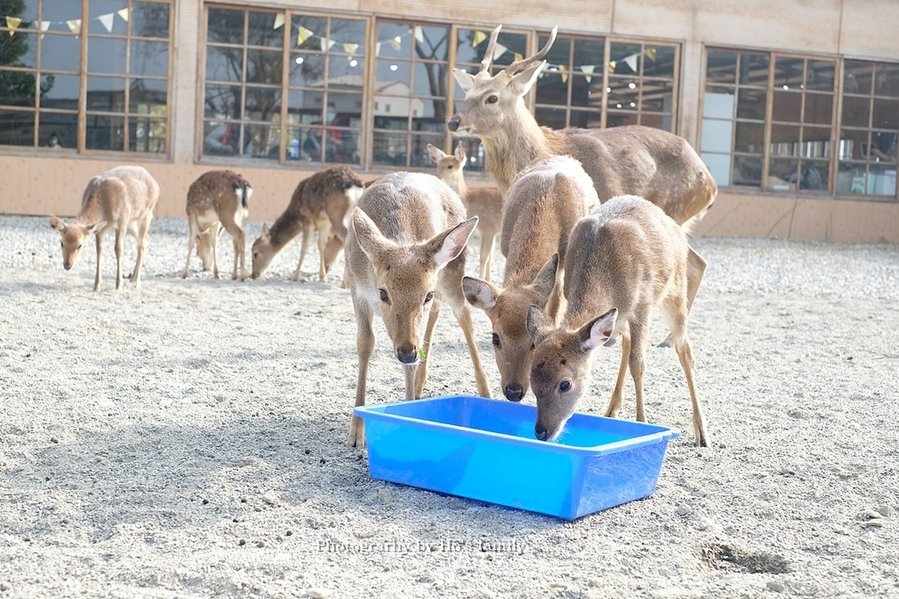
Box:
[446,115,461,132]
[64,262,72,270]
[504,384,524,402]
[535,425,549,442]
[396,346,418,364]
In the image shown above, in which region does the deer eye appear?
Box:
[424,291,434,304]
[379,288,389,303]
[491,333,501,348]
[559,380,572,393]
[77,244,82,250]
[486,95,499,104]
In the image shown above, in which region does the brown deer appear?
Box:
[49,165,159,291]
[251,166,364,282]
[448,25,714,342]
[181,170,252,280]
[426,143,504,281]
[462,155,599,402]
[526,195,709,447]
[345,172,492,447]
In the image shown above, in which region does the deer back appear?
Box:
[82,165,159,225]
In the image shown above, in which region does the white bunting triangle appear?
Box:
[66,19,81,34]
[492,43,507,62]
[414,26,424,44]
[581,64,595,83]
[117,8,129,22]
[273,14,284,30]
[98,13,114,33]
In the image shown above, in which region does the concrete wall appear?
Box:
[2,0,898,242]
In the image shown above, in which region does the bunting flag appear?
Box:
[558,64,568,83]
[320,37,335,51]
[5,15,21,35]
[389,35,402,51]
[413,26,423,44]
[471,30,487,47]
[66,19,81,34]
[273,14,284,30]
[375,42,381,56]
[343,42,358,55]
[514,52,523,63]
[623,54,638,73]
[492,42,507,62]
[645,47,657,61]
[296,25,313,45]
[609,60,617,74]
[116,8,129,22]
[98,13,114,33]
[581,64,595,83]
[38,20,50,32]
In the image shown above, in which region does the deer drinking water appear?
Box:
[463,155,598,402]
[181,170,252,280]
[345,172,492,447]
[448,25,714,339]
[426,143,503,281]
[49,165,159,291]
[251,166,364,282]
[526,195,709,447]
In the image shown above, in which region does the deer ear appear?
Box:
[453,145,467,164]
[508,61,547,96]
[84,222,104,236]
[526,304,555,345]
[579,308,618,352]
[453,68,476,93]
[261,223,270,237]
[48,216,65,231]
[426,143,444,164]
[427,216,478,268]
[462,276,499,310]
[530,254,559,308]
[351,207,391,263]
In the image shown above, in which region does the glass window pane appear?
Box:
[88,38,128,74]
[610,42,641,76]
[774,57,803,89]
[570,75,599,110]
[291,15,327,51]
[703,87,735,118]
[129,79,167,114]
[328,92,363,124]
[6,0,37,22]
[806,60,835,92]
[535,106,567,129]
[329,54,364,83]
[39,111,77,148]
[799,160,829,191]
[287,88,323,121]
[706,49,737,85]
[411,100,445,125]
[641,80,673,112]
[285,126,312,160]
[0,109,34,145]
[133,2,170,38]
[842,96,870,128]
[702,152,731,186]
[802,127,831,158]
[129,117,166,152]
[874,64,899,98]
[40,74,79,109]
[804,93,833,125]
[3,32,37,68]
[203,120,239,155]
[701,118,733,153]
[737,88,766,120]
[244,85,281,119]
[872,98,899,129]
[131,41,168,77]
[535,71,567,105]
[290,54,325,87]
[376,23,413,59]
[248,12,283,48]
[377,59,411,88]
[769,123,801,156]
[643,45,675,78]
[573,38,605,72]
[243,122,280,159]
[738,52,769,86]
[87,76,126,111]
[208,8,244,44]
[540,35,570,67]
[86,113,125,150]
[414,25,448,62]
[844,60,872,95]
[40,35,81,72]
[870,130,897,161]
[733,155,762,186]
[207,46,244,82]
[412,62,447,97]
[837,162,866,194]
[372,129,408,165]
[868,163,897,196]
[204,84,241,119]
[89,0,128,35]
[772,90,801,122]
[329,18,366,55]
[768,158,799,190]
[0,71,36,106]
[735,121,765,153]
[246,48,282,84]
[608,77,638,110]
[838,128,867,161]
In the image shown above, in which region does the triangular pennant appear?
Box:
[98,13,114,33]
[116,8,129,22]
[492,42,507,62]
[472,30,487,47]
[38,20,51,31]
[390,35,401,51]
[624,53,638,73]
[297,25,313,45]
[375,42,381,56]
[645,47,657,62]
[414,26,424,44]
[5,16,22,34]
[66,19,82,35]
[609,60,617,74]
[273,14,284,30]
[514,52,523,63]
[343,42,358,55]
[320,37,336,51]
[558,64,568,83]
[581,64,595,83]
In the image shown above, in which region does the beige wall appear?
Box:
[2,0,898,243]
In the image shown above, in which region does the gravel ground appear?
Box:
[1,213,898,598]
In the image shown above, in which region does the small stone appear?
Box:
[767,580,785,592]
[417,575,435,583]
[215,394,226,403]
[549,582,567,589]
[864,509,882,520]
[377,488,391,502]
[676,504,692,516]
[875,505,893,517]
[306,589,330,599]
[50,437,58,444]
[696,516,715,531]
[587,578,603,588]
[0,583,10,591]
[238,539,246,546]
[263,491,280,506]
[865,518,885,528]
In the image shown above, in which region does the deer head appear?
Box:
[49,216,102,271]
[250,223,273,279]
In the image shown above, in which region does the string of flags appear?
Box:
[3,8,129,36]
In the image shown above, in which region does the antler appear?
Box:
[479,25,503,73]
[506,27,558,75]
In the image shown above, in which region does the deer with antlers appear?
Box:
[449,26,715,342]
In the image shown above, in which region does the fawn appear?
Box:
[49,165,159,291]
[345,172,492,447]
[526,195,709,447]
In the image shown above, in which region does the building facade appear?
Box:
[1,0,897,242]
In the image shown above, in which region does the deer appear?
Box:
[251,166,364,282]
[462,155,599,402]
[525,195,709,447]
[426,143,504,281]
[48,165,159,291]
[448,25,716,346]
[181,170,252,280]
[345,172,492,447]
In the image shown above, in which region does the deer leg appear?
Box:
[114,227,125,290]
[479,233,494,280]
[404,362,418,401]
[316,222,331,282]
[131,215,151,287]
[445,285,492,398]
[182,217,198,279]
[604,324,631,418]
[210,223,223,279]
[659,246,706,347]
[414,296,442,398]
[628,317,650,422]
[349,298,375,447]
[675,334,708,447]
[294,225,312,281]
[93,231,103,292]
[218,212,246,280]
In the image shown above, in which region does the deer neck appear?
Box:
[484,106,552,192]
[266,210,305,250]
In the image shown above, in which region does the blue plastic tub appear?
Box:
[354,395,680,520]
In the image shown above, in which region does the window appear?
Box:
[0,0,172,153]
[838,61,899,197]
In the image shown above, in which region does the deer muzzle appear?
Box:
[446,115,461,132]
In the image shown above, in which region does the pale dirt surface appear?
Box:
[1,213,898,598]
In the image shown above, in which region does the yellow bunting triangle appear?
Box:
[5,16,21,35]
[514,52,523,63]
[273,14,284,30]
[645,47,657,61]
[558,64,568,83]
[343,42,358,55]
[297,25,313,45]
[609,60,617,73]
[390,35,402,51]
[117,8,129,22]
[472,30,487,47]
